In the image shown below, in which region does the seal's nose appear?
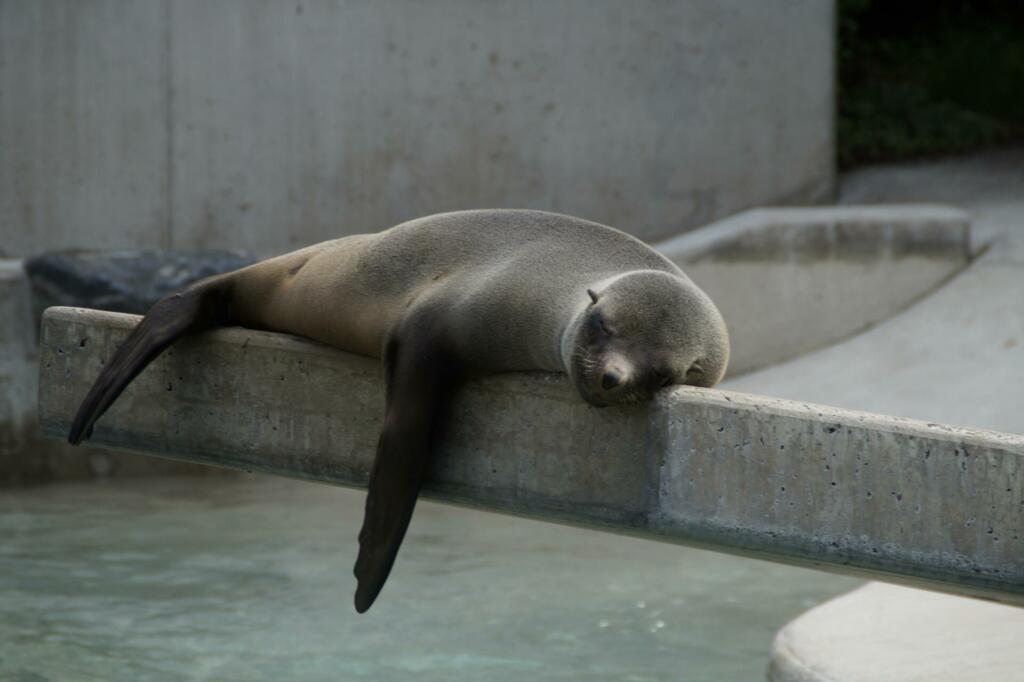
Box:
[601,371,621,390]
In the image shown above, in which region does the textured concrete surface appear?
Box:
[656,206,970,375]
[0,2,167,253]
[0,261,234,484]
[37,307,1024,604]
[769,583,1024,682]
[0,261,38,480]
[1,0,834,256]
[747,151,1024,681]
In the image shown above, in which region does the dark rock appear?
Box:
[24,250,256,330]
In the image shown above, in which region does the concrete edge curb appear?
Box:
[656,204,971,264]
[37,306,1024,605]
[654,204,973,375]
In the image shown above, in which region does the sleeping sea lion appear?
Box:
[67,209,729,612]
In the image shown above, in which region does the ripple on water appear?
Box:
[0,475,860,681]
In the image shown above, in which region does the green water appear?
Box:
[0,475,859,681]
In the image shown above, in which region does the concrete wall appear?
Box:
[38,307,1024,605]
[657,206,971,375]
[0,0,835,256]
[0,261,38,480]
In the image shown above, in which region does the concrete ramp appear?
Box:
[38,306,1024,606]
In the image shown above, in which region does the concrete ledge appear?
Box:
[39,307,1024,604]
[769,583,1024,681]
[656,206,971,375]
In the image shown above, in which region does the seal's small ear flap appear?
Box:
[587,289,600,305]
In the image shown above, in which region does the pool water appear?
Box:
[0,475,859,681]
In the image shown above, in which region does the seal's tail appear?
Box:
[68,277,232,445]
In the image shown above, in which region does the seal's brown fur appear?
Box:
[68,209,729,612]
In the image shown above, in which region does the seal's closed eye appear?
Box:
[586,312,614,339]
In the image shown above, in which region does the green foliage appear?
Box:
[838,0,1024,168]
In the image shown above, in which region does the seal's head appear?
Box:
[566,270,729,407]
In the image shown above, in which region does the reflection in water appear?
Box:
[0,475,859,681]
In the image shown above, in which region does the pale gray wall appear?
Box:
[1,0,835,257]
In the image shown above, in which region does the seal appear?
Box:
[67,209,729,612]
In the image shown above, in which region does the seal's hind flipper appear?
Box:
[353,330,459,613]
[68,278,229,446]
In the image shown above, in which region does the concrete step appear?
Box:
[769,582,1024,682]
[37,306,1024,606]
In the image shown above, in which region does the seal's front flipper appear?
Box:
[353,331,458,613]
[68,278,229,445]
